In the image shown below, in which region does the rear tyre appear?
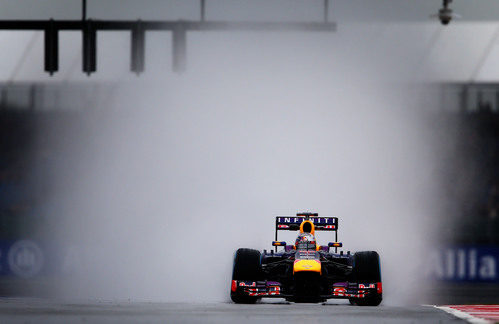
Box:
[349,251,382,306]
[230,248,263,304]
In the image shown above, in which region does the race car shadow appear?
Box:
[321,302,357,306]
[258,300,292,305]
[257,300,350,306]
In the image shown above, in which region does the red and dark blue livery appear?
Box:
[230,212,382,305]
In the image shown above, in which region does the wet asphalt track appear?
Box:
[0,298,466,323]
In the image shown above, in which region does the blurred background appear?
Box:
[0,0,497,305]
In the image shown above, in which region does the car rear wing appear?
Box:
[275,216,338,232]
[274,214,339,251]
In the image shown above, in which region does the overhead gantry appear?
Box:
[0,0,336,76]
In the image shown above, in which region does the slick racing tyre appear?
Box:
[349,251,382,306]
[231,248,263,304]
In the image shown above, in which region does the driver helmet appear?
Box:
[295,233,317,249]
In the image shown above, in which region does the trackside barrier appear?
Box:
[0,241,497,282]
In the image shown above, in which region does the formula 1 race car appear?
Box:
[230,212,382,305]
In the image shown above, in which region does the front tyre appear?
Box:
[230,248,263,304]
[349,251,382,306]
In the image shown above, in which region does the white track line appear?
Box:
[433,305,492,324]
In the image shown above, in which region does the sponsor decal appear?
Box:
[331,289,366,298]
[277,217,336,225]
[239,281,256,287]
[0,240,84,277]
[247,286,281,297]
[7,240,44,278]
[426,246,499,282]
